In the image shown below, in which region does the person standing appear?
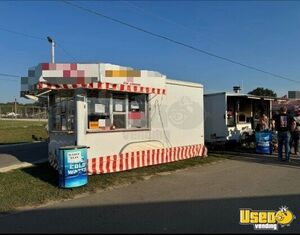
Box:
[274,106,296,162]
[290,109,300,155]
[259,112,269,131]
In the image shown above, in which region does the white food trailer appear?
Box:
[21,62,207,174]
[204,88,274,144]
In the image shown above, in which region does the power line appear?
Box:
[0,73,20,78]
[56,42,77,61]
[123,1,205,35]
[0,25,46,41]
[123,1,183,27]
[0,25,77,61]
[123,1,223,47]
[0,79,19,83]
[0,73,20,82]
[0,73,20,83]
[62,1,300,84]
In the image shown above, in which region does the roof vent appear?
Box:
[233,86,241,93]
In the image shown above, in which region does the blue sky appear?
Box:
[0,1,300,103]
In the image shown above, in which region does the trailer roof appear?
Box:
[166,79,203,88]
[204,91,275,100]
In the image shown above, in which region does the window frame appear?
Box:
[49,91,75,133]
[86,91,150,133]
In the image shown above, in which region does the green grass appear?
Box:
[0,154,225,213]
[0,120,48,144]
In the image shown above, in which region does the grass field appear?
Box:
[0,154,225,214]
[0,120,48,144]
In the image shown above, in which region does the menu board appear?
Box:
[115,103,124,112]
[95,104,105,113]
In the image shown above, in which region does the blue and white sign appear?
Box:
[58,146,88,188]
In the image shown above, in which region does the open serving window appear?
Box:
[87,90,149,132]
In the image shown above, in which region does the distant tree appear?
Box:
[248,87,277,97]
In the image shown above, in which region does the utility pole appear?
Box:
[14,98,17,114]
[241,80,244,92]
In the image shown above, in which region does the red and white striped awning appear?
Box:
[37,82,166,95]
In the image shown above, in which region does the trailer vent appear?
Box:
[233,86,241,93]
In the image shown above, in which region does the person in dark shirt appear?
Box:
[274,106,296,162]
[290,109,300,155]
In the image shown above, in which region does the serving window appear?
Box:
[49,91,75,132]
[87,90,111,130]
[226,96,253,127]
[128,93,148,128]
[112,93,126,129]
[87,91,149,131]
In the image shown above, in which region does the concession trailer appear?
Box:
[21,62,207,175]
[204,88,274,144]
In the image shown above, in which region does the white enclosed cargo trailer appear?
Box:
[204,90,274,144]
[21,62,207,174]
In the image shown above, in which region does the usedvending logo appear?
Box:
[240,206,296,231]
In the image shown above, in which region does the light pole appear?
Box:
[47,36,55,63]
[14,98,17,118]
